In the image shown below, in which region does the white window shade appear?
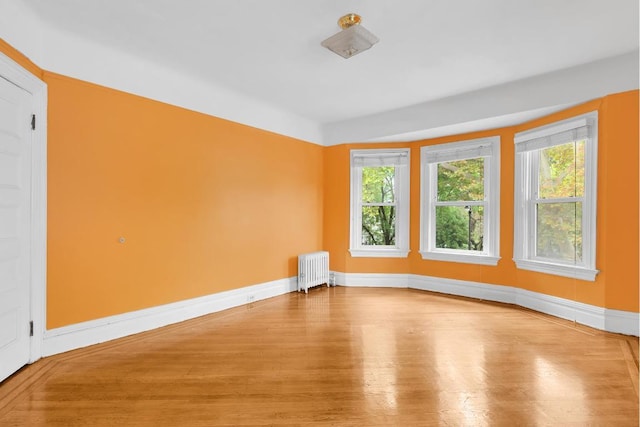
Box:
[424,137,495,164]
[513,111,599,281]
[351,150,409,167]
[350,148,410,258]
[515,117,592,153]
[420,136,501,265]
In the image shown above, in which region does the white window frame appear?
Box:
[420,136,501,265]
[513,111,598,281]
[350,148,410,258]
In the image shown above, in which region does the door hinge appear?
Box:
[31,114,36,130]
[29,321,34,337]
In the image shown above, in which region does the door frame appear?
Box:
[0,50,47,364]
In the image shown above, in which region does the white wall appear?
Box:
[1,3,638,146]
[0,2,323,144]
[323,52,640,145]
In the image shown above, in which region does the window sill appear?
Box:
[514,259,599,281]
[419,251,500,266]
[349,249,410,258]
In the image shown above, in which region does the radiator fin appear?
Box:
[297,251,331,293]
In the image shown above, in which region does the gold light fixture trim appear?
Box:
[321,13,379,59]
[338,13,362,29]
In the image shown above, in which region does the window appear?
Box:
[420,137,500,265]
[350,149,410,257]
[513,111,598,281]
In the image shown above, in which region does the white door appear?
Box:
[0,75,33,382]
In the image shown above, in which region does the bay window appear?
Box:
[420,136,500,265]
[513,111,598,280]
[350,149,410,258]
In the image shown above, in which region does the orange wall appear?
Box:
[324,92,639,312]
[323,142,413,275]
[44,73,324,328]
[599,91,639,311]
[0,38,637,332]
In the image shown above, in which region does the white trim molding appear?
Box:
[349,249,410,258]
[43,277,297,357]
[38,272,640,358]
[514,288,605,330]
[333,271,639,336]
[349,148,410,258]
[604,309,640,336]
[323,52,639,145]
[513,111,599,281]
[421,252,501,266]
[0,50,48,364]
[513,259,599,282]
[411,274,515,304]
[332,272,410,288]
[420,136,501,265]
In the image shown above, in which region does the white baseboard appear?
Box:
[333,271,409,288]
[411,274,515,305]
[42,277,298,357]
[515,288,606,330]
[334,271,639,337]
[605,308,640,336]
[41,272,639,358]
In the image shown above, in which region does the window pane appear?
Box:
[362,205,395,246]
[437,158,484,202]
[362,166,395,203]
[538,140,585,199]
[536,202,582,262]
[435,205,484,251]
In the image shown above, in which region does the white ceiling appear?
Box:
[5,0,640,144]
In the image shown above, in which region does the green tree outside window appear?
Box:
[361,166,396,245]
[435,158,484,251]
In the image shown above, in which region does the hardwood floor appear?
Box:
[1,287,638,426]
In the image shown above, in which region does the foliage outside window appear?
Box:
[350,149,410,258]
[420,137,500,265]
[361,166,396,245]
[514,111,598,281]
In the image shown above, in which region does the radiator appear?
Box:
[298,251,331,293]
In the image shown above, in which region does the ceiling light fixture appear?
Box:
[321,13,379,59]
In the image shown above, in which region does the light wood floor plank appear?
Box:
[1,287,638,426]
